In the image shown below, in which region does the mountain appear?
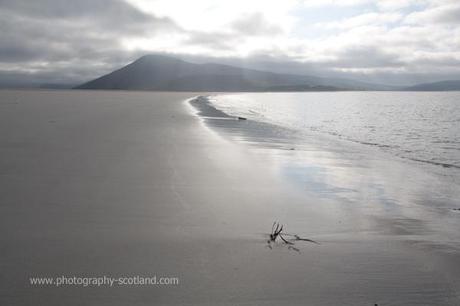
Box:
[76,54,352,91]
[265,84,350,91]
[403,80,460,91]
[168,54,402,90]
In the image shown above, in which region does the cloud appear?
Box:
[405,2,460,24]
[183,31,239,51]
[327,46,404,68]
[0,0,460,86]
[316,12,403,29]
[0,0,179,35]
[231,13,284,36]
[0,0,182,83]
[300,0,371,7]
[376,0,425,11]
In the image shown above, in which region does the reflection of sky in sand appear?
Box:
[270,140,460,248]
[194,95,460,252]
[185,96,460,305]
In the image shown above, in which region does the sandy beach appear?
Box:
[1,89,460,306]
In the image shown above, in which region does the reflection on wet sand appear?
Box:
[191,94,460,259]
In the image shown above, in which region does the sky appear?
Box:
[0,0,460,86]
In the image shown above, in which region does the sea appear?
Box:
[208,91,460,171]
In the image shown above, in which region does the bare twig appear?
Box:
[279,234,294,245]
[267,222,320,251]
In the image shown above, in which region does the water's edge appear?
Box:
[191,95,460,176]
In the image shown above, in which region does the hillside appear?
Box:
[76,55,348,91]
[403,80,460,91]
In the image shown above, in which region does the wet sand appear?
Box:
[1,90,459,305]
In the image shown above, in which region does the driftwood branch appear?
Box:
[267,222,320,251]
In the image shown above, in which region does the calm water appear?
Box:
[211,92,460,169]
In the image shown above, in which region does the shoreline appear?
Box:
[188,94,460,253]
[1,90,459,305]
[197,93,460,173]
[189,94,460,218]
